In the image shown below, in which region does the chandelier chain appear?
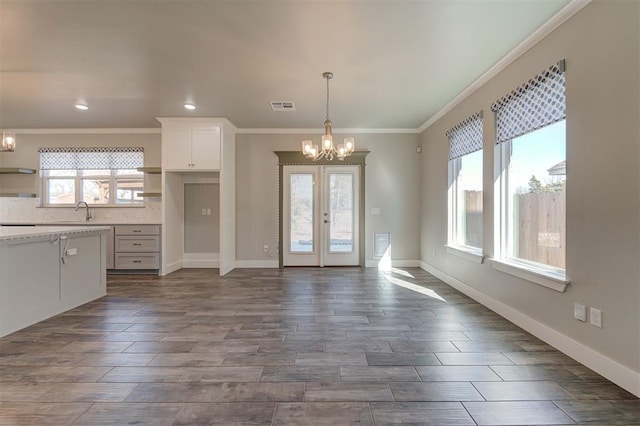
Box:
[325,75,330,121]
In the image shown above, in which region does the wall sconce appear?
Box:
[1,131,16,152]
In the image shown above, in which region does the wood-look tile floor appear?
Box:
[1,267,638,425]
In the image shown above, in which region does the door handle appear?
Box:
[324,220,330,223]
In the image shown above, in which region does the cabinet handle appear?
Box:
[133,243,142,246]
[132,260,142,263]
[132,230,141,233]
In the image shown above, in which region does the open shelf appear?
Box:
[0,193,37,198]
[0,168,36,174]
[137,167,161,174]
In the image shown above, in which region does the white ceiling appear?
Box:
[0,0,570,130]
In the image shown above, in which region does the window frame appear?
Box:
[42,169,145,207]
[493,124,569,291]
[490,60,569,291]
[447,153,484,262]
[446,112,484,263]
[38,147,145,207]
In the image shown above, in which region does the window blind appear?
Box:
[447,111,483,160]
[492,60,566,144]
[38,147,144,170]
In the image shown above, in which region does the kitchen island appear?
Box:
[0,226,110,337]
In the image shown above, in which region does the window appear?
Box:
[447,112,483,253]
[493,61,566,279]
[39,147,144,206]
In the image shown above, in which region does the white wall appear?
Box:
[419,1,639,393]
[0,132,162,224]
[235,132,421,265]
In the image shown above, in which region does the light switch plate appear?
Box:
[573,303,586,322]
[590,307,602,328]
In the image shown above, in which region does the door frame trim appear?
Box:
[275,151,369,268]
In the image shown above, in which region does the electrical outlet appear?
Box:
[263,245,269,253]
[573,303,586,322]
[590,307,602,328]
[206,208,211,215]
[201,208,206,216]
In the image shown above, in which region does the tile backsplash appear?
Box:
[0,197,161,224]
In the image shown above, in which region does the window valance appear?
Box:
[447,111,483,160]
[39,147,143,170]
[492,60,566,144]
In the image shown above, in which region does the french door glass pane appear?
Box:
[329,173,353,252]
[290,174,314,253]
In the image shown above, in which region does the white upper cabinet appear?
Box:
[162,123,221,171]
[191,128,221,170]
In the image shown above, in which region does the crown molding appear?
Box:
[417,0,592,133]
[11,128,161,134]
[8,126,419,135]
[237,128,420,135]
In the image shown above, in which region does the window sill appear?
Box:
[445,245,484,264]
[490,258,569,292]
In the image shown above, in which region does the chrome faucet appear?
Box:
[75,201,92,221]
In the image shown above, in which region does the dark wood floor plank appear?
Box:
[463,401,577,425]
[0,267,634,426]
[273,402,373,425]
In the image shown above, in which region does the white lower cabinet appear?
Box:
[114,225,160,270]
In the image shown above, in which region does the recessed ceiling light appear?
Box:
[184,103,196,110]
[75,104,89,110]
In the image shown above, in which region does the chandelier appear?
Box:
[301,72,354,161]
[1,131,16,152]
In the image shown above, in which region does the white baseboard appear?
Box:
[235,260,279,268]
[161,260,182,276]
[365,259,421,268]
[420,261,640,398]
[182,252,219,268]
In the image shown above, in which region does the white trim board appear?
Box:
[420,261,640,398]
[182,252,219,268]
[365,259,421,268]
[417,0,592,133]
[160,260,182,276]
[235,260,279,268]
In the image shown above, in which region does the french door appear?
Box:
[283,165,360,266]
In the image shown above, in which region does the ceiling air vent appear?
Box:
[270,101,296,112]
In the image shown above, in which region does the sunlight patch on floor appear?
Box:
[383,275,447,303]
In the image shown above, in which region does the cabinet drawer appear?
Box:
[115,253,159,269]
[115,236,159,252]
[115,225,159,236]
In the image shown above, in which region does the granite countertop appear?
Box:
[0,225,111,242]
